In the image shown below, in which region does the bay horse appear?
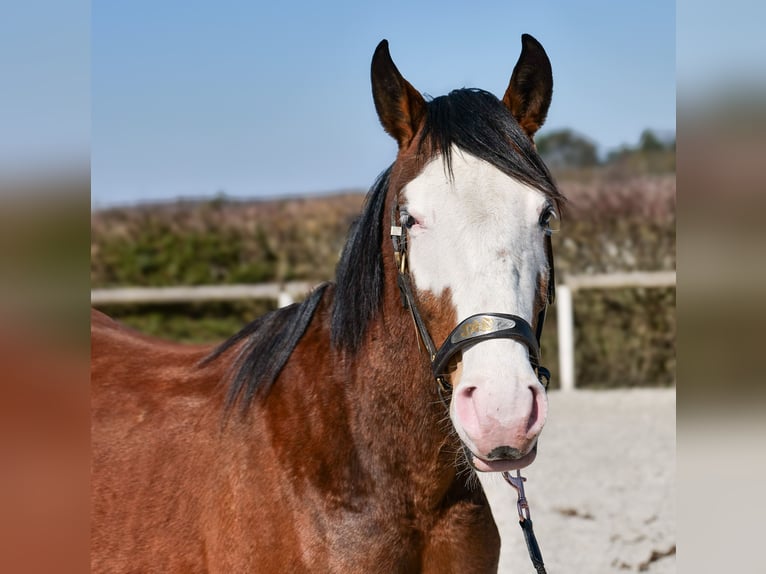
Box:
[91,34,563,573]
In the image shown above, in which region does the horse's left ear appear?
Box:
[371,40,427,149]
[502,34,553,140]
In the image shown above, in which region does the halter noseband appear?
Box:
[390,203,554,402]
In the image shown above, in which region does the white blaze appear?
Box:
[402,147,550,464]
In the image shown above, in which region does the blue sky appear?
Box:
[90,1,675,208]
[677,0,766,102]
[0,1,89,178]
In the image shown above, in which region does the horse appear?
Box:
[91,34,563,573]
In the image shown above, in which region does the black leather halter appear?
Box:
[390,204,555,403]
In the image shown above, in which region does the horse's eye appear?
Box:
[539,206,560,235]
[401,212,417,229]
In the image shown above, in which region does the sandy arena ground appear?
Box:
[479,389,676,573]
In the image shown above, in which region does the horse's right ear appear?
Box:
[502,34,553,140]
[371,40,427,149]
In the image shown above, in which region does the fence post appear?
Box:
[277,289,293,308]
[556,284,575,391]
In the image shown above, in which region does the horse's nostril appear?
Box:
[525,383,547,437]
[526,389,539,433]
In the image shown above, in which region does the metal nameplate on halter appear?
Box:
[451,315,516,344]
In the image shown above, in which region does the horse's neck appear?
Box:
[332,281,465,509]
[249,283,462,513]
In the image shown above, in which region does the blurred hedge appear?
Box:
[91,193,363,287]
[91,174,675,388]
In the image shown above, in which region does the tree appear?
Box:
[536,129,599,169]
[639,129,665,152]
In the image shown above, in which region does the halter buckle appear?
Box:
[536,366,551,390]
[435,375,452,394]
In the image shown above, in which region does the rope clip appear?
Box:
[503,469,532,522]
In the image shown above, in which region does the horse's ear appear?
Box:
[371,40,427,149]
[502,34,553,140]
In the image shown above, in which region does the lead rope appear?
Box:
[503,470,547,574]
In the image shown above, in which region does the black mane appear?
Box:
[209,88,562,411]
[421,89,560,202]
[330,167,391,351]
[204,283,330,412]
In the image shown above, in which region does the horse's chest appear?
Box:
[292,505,500,574]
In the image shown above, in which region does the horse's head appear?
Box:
[371,35,562,472]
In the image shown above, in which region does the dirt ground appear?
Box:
[479,389,676,573]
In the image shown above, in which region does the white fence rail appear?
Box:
[90,281,313,307]
[92,270,676,390]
